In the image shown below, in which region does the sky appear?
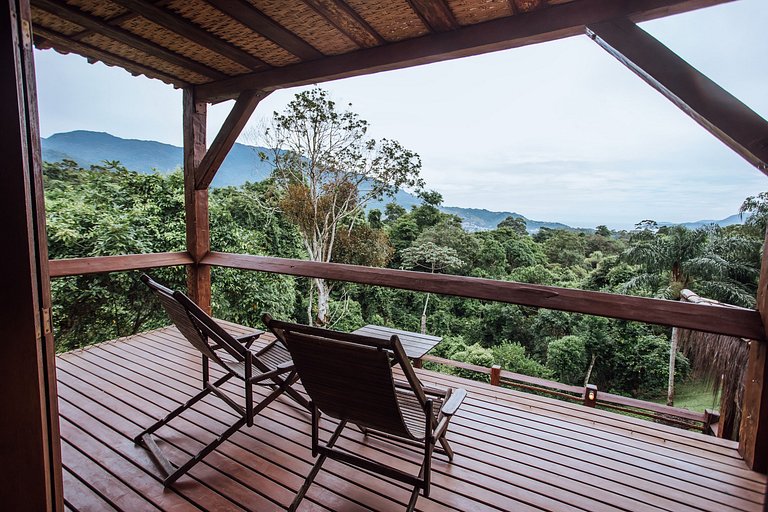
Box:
[34,0,767,230]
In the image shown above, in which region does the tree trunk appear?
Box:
[306,281,314,327]
[315,277,330,326]
[421,293,430,335]
[584,353,597,387]
[667,326,679,406]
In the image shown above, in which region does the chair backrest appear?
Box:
[141,274,246,370]
[266,318,429,440]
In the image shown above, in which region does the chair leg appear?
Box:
[406,486,420,512]
[438,435,454,461]
[288,452,328,512]
[284,385,312,411]
[163,416,247,486]
[289,418,347,512]
[134,380,217,443]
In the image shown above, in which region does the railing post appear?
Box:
[704,409,721,437]
[183,88,211,314]
[584,384,598,407]
[740,228,768,472]
[490,365,501,386]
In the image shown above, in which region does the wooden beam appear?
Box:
[300,0,385,48]
[205,0,323,60]
[195,89,270,190]
[48,252,194,278]
[407,0,459,32]
[1,0,63,508]
[196,0,733,101]
[183,89,211,313]
[33,25,189,88]
[31,0,227,80]
[67,0,169,43]
[588,19,768,175]
[507,0,520,15]
[202,252,765,340]
[740,229,768,473]
[109,0,268,71]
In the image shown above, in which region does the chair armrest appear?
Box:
[441,388,466,416]
[235,331,263,349]
[394,379,448,398]
[249,361,293,383]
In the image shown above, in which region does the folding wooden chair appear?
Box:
[264,316,466,512]
[135,274,309,486]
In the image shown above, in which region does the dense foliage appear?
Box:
[44,149,765,403]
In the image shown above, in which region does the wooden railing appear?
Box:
[46,251,764,342]
[422,354,719,433]
[49,252,193,277]
[202,252,764,341]
[45,250,744,438]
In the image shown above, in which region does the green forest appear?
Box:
[45,90,768,405]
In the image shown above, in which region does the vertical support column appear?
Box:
[183,88,211,313]
[740,229,768,472]
[0,0,63,509]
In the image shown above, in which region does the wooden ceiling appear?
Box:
[32,0,734,102]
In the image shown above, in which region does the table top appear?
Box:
[351,324,442,360]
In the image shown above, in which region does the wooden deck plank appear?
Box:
[57,325,767,512]
[105,326,764,506]
[120,326,768,502]
[58,347,419,511]
[61,467,119,512]
[90,335,611,511]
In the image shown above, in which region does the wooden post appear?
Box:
[584,384,598,408]
[490,365,501,386]
[704,409,721,437]
[740,228,768,472]
[183,88,211,313]
[0,0,63,508]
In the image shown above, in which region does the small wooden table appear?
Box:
[351,324,443,368]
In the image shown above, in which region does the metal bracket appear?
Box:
[21,19,31,50]
[42,308,52,336]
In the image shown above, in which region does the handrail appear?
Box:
[46,250,721,432]
[202,252,765,341]
[49,252,193,277]
[422,354,710,431]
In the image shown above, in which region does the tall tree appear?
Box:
[621,223,758,404]
[261,88,423,325]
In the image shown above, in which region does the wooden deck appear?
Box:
[56,322,767,512]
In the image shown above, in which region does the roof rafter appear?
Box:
[196,0,734,102]
[205,0,322,61]
[31,0,226,80]
[588,18,768,174]
[33,24,189,87]
[108,0,268,71]
[407,0,459,32]
[301,0,385,48]
[68,0,169,43]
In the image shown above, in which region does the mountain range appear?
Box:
[41,131,742,232]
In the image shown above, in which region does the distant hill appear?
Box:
[659,214,744,230]
[42,130,272,187]
[41,131,743,233]
[440,206,572,232]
